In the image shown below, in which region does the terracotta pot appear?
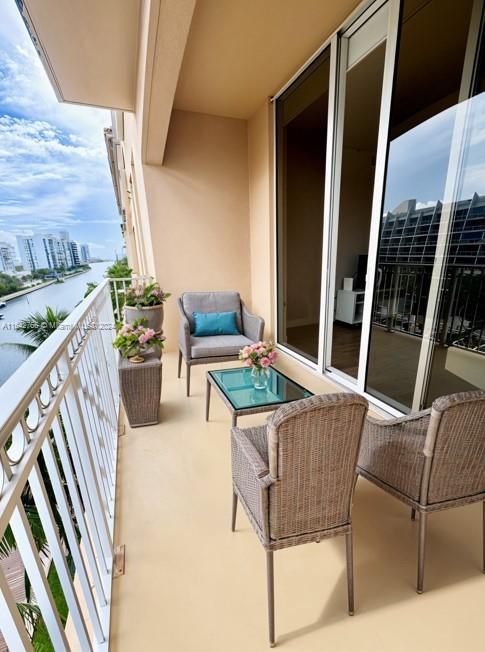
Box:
[124,304,164,333]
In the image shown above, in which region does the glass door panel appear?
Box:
[424,26,485,404]
[329,6,387,380]
[365,0,475,412]
[276,48,331,363]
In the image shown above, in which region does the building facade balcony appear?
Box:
[1,0,484,649]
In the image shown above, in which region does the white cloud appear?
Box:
[0,1,122,259]
[415,200,438,209]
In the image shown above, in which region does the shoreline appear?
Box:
[0,268,91,303]
[0,279,57,302]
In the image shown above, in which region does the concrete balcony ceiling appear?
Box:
[174,0,363,119]
[19,0,141,111]
[21,0,362,164]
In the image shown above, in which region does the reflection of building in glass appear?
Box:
[379,193,485,267]
[374,194,485,353]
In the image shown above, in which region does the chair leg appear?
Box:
[186,363,191,396]
[345,531,354,616]
[177,350,182,378]
[411,508,416,521]
[417,511,427,594]
[231,492,238,532]
[266,551,275,647]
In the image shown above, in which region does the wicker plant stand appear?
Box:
[118,350,162,427]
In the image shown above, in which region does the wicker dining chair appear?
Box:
[357,389,485,594]
[231,393,368,647]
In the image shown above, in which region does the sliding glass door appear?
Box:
[276,47,331,363]
[326,3,388,381]
[275,0,485,413]
[365,0,477,411]
[423,18,485,405]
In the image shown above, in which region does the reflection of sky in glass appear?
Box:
[384,105,457,213]
[383,91,485,213]
[458,91,485,200]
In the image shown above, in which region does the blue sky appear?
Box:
[384,93,485,214]
[0,0,124,261]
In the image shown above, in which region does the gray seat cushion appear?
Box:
[182,291,242,333]
[190,334,253,359]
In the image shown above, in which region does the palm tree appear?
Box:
[0,306,71,639]
[16,306,70,349]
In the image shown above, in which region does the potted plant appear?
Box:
[113,319,165,364]
[124,279,171,333]
[239,341,278,390]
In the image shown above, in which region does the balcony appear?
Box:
[0,279,483,650]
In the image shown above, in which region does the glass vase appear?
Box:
[251,366,269,390]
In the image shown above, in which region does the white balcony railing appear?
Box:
[0,279,119,651]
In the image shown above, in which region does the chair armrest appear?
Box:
[358,409,431,501]
[231,426,271,483]
[231,426,273,539]
[241,301,264,342]
[177,298,191,360]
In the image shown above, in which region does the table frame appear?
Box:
[205,368,312,427]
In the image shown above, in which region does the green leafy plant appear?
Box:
[0,272,22,297]
[125,281,171,308]
[106,257,132,279]
[16,307,70,349]
[84,281,98,297]
[113,318,165,358]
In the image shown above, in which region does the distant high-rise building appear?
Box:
[0,242,16,274]
[59,231,74,268]
[80,244,91,263]
[16,234,49,271]
[16,231,85,272]
[379,192,485,268]
[70,241,81,266]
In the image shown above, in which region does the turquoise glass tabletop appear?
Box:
[208,366,312,411]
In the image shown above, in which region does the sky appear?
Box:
[0,0,124,261]
[384,94,485,214]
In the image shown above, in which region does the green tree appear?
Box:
[16,307,70,349]
[84,281,98,297]
[106,257,132,278]
[31,268,50,280]
[0,272,22,297]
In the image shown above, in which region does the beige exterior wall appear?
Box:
[247,100,275,339]
[120,112,157,278]
[140,109,251,349]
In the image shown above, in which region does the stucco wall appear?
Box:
[142,109,251,349]
[247,100,274,339]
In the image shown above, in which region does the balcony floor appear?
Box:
[110,352,484,651]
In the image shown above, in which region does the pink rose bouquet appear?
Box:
[239,341,278,370]
[113,318,164,359]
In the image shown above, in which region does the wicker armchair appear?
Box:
[177,291,264,396]
[357,389,485,594]
[231,393,368,646]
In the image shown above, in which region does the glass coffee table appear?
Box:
[206,366,313,427]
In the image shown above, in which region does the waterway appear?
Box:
[0,262,110,387]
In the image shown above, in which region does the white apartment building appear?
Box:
[0,242,16,274]
[16,234,47,272]
[70,241,81,266]
[16,232,82,272]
